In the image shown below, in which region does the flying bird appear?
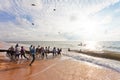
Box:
[32,23,34,25]
[31,4,36,6]
[53,9,56,11]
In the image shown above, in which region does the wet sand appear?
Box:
[0,56,120,80]
[1,42,120,80]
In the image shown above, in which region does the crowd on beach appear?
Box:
[6,43,62,66]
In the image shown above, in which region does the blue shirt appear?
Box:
[30,48,36,54]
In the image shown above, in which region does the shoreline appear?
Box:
[68,49,120,61]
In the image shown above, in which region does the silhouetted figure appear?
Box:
[15,43,19,48]
[36,45,40,58]
[68,48,70,51]
[41,47,45,59]
[45,47,48,59]
[53,47,56,57]
[57,48,62,55]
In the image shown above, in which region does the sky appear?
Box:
[0,0,120,41]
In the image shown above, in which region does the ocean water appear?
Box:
[7,41,120,52]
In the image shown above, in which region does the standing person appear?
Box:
[20,46,29,60]
[45,47,48,59]
[41,47,45,59]
[36,45,40,58]
[52,47,56,57]
[15,46,20,60]
[48,46,50,53]
[29,45,33,58]
[29,46,36,66]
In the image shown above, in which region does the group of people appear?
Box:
[29,45,62,66]
[7,44,29,61]
[7,44,62,66]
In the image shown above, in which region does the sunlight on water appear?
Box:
[84,41,102,51]
[85,41,97,50]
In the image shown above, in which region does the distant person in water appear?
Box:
[29,46,36,66]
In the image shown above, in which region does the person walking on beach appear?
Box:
[29,46,36,66]
[20,46,29,60]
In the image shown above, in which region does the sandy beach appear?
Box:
[0,42,120,80]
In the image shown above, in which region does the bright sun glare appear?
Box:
[68,13,100,40]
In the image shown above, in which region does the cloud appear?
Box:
[0,0,11,11]
[0,0,120,41]
[101,15,113,24]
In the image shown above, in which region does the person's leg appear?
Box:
[53,52,54,57]
[23,54,29,60]
[46,53,47,59]
[21,54,23,59]
[42,53,44,59]
[29,54,35,66]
